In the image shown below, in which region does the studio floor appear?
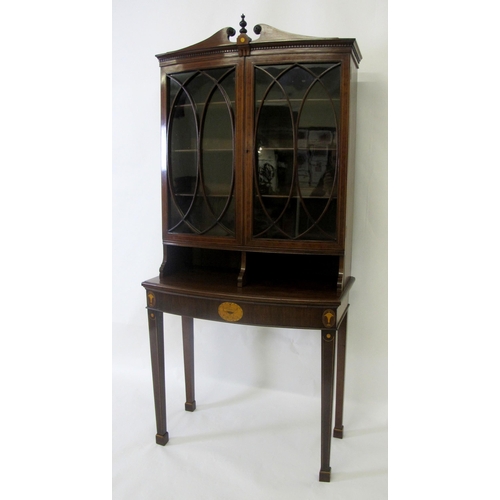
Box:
[113,338,387,500]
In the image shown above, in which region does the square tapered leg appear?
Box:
[319,329,336,482]
[148,310,169,445]
[334,312,348,439]
[182,316,196,412]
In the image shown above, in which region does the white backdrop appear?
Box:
[4,1,500,498]
[112,0,387,497]
[113,0,387,401]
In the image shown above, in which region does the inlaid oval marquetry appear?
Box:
[218,302,243,322]
[322,309,335,328]
[323,332,334,342]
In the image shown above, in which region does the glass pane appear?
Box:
[166,67,236,236]
[253,63,340,241]
[277,65,315,101]
[202,88,233,195]
[170,86,198,152]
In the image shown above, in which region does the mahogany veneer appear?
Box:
[142,16,361,482]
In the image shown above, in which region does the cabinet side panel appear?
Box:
[161,68,168,243]
[343,59,358,283]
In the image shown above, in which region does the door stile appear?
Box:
[241,56,255,247]
[234,59,247,247]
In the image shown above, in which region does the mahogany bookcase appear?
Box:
[142,16,361,482]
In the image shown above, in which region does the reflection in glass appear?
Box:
[253,63,341,240]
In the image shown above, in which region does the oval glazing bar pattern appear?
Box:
[167,67,236,236]
[253,63,341,241]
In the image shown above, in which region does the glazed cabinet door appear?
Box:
[163,61,243,245]
[245,56,348,252]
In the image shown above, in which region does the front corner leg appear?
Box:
[148,309,169,445]
[334,310,348,439]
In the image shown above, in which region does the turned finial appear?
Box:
[239,14,247,34]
